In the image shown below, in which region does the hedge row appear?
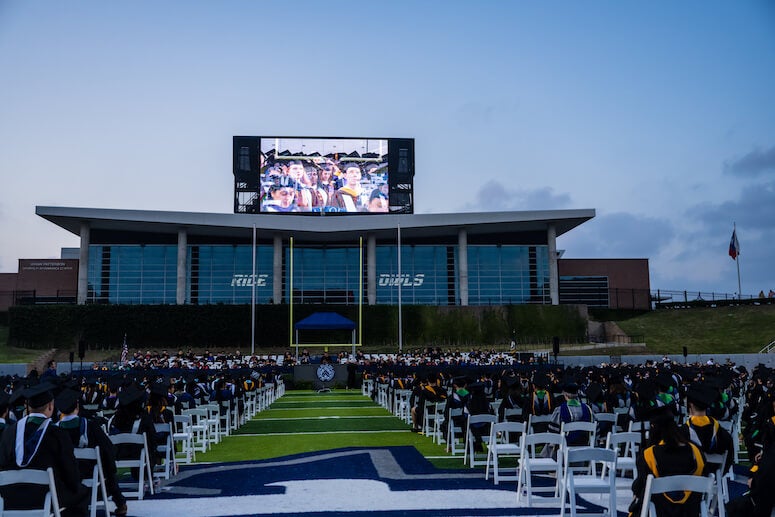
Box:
[8,304,587,350]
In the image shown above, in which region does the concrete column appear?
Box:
[77,222,90,305]
[367,234,376,305]
[458,228,468,306]
[548,223,559,305]
[176,229,187,305]
[273,234,283,304]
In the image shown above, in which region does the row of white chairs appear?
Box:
[172,382,282,469]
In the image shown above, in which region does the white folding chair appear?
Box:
[594,413,617,443]
[629,420,650,433]
[559,447,617,517]
[718,419,739,463]
[640,474,715,517]
[527,413,553,434]
[432,401,447,444]
[362,378,374,397]
[110,433,155,499]
[464,414,497,467]
[153,422,176,480]
[561,421,597,450]
[445,408,465,455]
[74,446,111,517]
[202,403,222,445]
[184,408,210,452]
[485,421,525,484]
[173,414,195,464]
[516,432,565,506]
[502,407,523,422]
[0,467,62,517]
[604,431,641,478]
[704,452,728,517]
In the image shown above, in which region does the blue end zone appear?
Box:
[138,446,623,516]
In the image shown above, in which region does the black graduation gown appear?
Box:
[57,416,126,506]
[0,417,89,515]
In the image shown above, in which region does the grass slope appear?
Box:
[616,304,775,354]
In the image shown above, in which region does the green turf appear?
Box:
[255,407,391,418]
[199,430,455,466]
[194,389,470,469]
[234,417,409,434]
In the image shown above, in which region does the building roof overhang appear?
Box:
[36,206,595,243]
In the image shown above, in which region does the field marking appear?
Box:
[267,407,385,411]
[251,416,396,421]
[232,430,411,437]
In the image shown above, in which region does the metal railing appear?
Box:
[760,339,775,354]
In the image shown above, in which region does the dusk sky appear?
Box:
[1,1,774,297]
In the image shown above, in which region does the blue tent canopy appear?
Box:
[294,312,356,330]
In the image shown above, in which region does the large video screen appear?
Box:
[233,136,414,215]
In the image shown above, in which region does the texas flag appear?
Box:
[729,229,740,260]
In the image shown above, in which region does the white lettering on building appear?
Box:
[230,274,269,287]
[378,274,425,287]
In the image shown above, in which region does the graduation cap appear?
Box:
[54,389,80,415]
[467,382,485,394]
[532,373,550,390]
[118,387,146,407]
[24,383,55,408]
[504,376,520,389]
[586,383,604,403]
[635,379,658,402]
[563,382,580,395]
[686,383,717,410]
[655,372,675,390]
[107,376,123,392]
[452,376,469,387]
[646,403,675,421]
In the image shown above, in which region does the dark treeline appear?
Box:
[7,304,587,350]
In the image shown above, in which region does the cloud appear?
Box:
[723,144,775,177]
[689,180,775,231]
[460,180,572,212]
[559,212,675,258]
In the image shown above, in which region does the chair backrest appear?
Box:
[468,414,497,426]
[606,431,642,457]
[629,420,650,432]
[561,420,597,446]
[595,413,617,425]
[564,446,617,470]
[522,431,565,457]
[527,413,553,433]
[0,467,61,517]
[491,421,525,444]
[641,474,714,517]
[502,407,523,421]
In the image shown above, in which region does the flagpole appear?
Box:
[397,222,402,354]
[251,224,257,356]
[734,223,742,300]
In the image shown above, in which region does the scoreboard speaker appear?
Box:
[552,337,560,356]
[78,340,86,360]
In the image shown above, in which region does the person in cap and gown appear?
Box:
[682,382,734,473]
[54,389,128,516]
[548,382,595,447]
[498,375,527,422]
[108,386,160,469]
[465,382,494,452]
[628,405,707,517]
[0,383,90,516]
[726,433,775,517]
[0,392,10,433]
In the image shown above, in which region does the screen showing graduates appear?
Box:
[259,137,389,214]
